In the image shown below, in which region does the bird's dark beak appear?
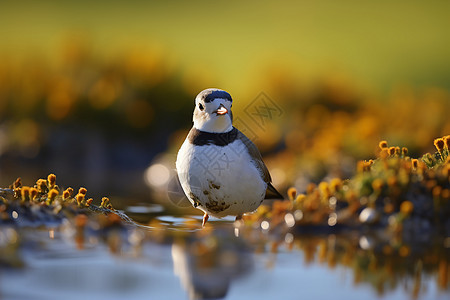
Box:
[214,104,228,115]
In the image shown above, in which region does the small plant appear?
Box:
[0,174,125,227]
[244,136,450,233]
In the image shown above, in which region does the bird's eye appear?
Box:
[198,103,204,110]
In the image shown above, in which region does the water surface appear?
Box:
[1,205,449,300]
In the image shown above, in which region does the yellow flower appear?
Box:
[434,138,445,152]
[47,174,57,188]
[400,200,414,215]
[12,177,22,189]
[287,187,297,201]
[78,187,87,195]
[411,159,419,169]
[295,194,306,204]
[357,160,372,172]
[36,179,47,193]
[444,135,450,149]
[399,245,411,257]
[318,182,329,196]
[387,176,398,187]
[371,179,384,192]
[30,187,39,201]
[401,147,408,156]
[76,193,85,206]
[432,186,442,198]
[47,189,59,205]
[62,187,74,200]
[388,147,396,156]
[378,140,388,150]
[256,204,271,216]
[384,203,394,214]
[100,197,110,208]
[21,186,30,202]
[329,178,342,193]
[441,189,450,200]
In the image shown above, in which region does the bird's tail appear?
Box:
[264,183,284,199]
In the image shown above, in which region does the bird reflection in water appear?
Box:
[171,227,253,300]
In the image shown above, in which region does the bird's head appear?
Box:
[193,88,233,133]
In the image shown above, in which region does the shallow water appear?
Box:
[1,204,449,300]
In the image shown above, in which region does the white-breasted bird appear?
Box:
[176,88,283,226]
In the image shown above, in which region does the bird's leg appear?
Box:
[235,215,242,221]
[202,213,209,227]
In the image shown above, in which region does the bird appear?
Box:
[176,88,283,226]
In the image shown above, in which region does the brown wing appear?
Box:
[236,128,283,199]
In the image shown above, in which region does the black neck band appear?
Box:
[188,127,238,146]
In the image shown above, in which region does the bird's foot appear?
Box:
[202,213,209,227]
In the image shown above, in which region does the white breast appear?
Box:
[176,139,267,218]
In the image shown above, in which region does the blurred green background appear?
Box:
[1,0,450,202]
